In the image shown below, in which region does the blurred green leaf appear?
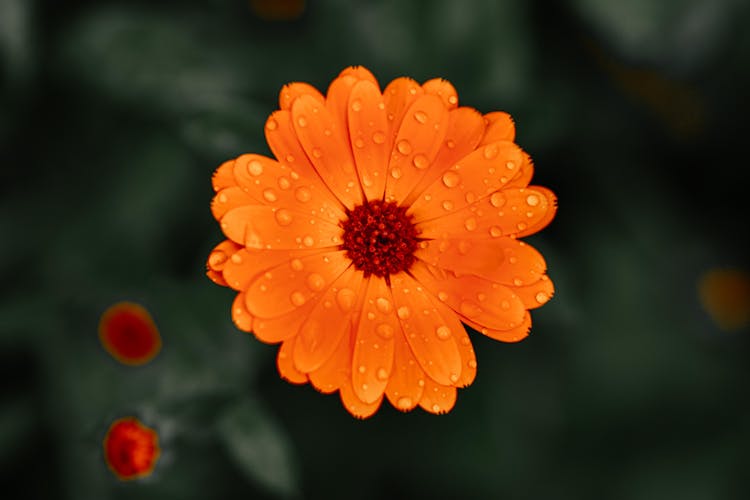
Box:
[216,397,300,498]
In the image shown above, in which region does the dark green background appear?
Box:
[2,0,749,499]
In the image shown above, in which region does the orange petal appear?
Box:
[309,329,350,394]
[418,378,457,415]
[382,77,423,149]
[351,277,396,404]
[384,94,449,204]
[409,260,526,331]
[277,338,308,384]
[220,204,343,250]
[402,107,485,207]
[340,376,383,419]
[279,82,324,110]
[211,186,258,221]
[245,250,351,318]
[463,311,532,343]
[515,186,557,237]
[511,274,554,310]
[291,94,362,209]
[338,66,379,87]
[385,330,425,412]
[222,248,309,291]
[347,80,390,200]
[264,111,343,210]
[504,150,534,189]
[206,240,242,287]
[326,67,379,134]
[452,326,476,387]
[389,272,463,386]
[414,238,547,287]
[407,140,525,220]
[293,267,365,372]
[422,78,459,110]
[479,111,515,144]
[252,301,313,344]
[414,187,555,241]
[231,291,254,332]
[212,159,237,192]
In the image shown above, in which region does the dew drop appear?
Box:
[396,140,412,155]
[450,373,459,383]
[358,365,366,374]
[290,259,304,271]
[446,139,456,149]
[312,148,323,159]
[412,154,429,169]
[351,99,362,112]
[437,291,448,302]
[442,171,460,188]
[390,167,403,179]
[441,200,454,211]
[274,209,293,226]
[302,235,315,247]
[306,273,325,291]
[295,187,312,202]
[376,368,389,381]
[297,116,308,127]
[526,194,540,206]
[372,131,386,144]
[247,160,263,176]
[489,226,503,237]
[285,154,295,164]
[376,323,394,339]
[336,288,356,311]
[501,300,510,310]
[354,138,365,149]
[218,193,228,203]
[536,292,549,304]
[266,118,278,130]
[483,144,499,160]
[263,188,278,202]
[464,217,477,231]
[432,404,441,413]
[516,222,528,231]
[397,306,411,319]
[490,192,506,207]
[367,312,376,320]
[448,95,458,105]
[513,277,523,286]
[414,110,428,124]
[230,253,243,264]
[458,240,472,254]
[397,397,413,409]
[290,291,306,306]
[468,359,477,369]
[435,325,451,340]
[375,297,392,314]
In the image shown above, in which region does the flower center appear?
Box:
[340,200,419,279]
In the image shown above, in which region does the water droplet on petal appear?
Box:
[285,154,295,164]
[432,403,441,412]
[367,311,376,320]
[266,118,278,130]
[446,139,456,149]
[354,138,365,149]
[414,111,428,124]
[294,187,312,203]
[448,95,458,105]
[351,99,362,112]
[468,359,477,369]
[483,144,499,160]
[247,160,263,176]
[312,148,323,159]
[442,171,460,188]
[397,397,413,409]
[489,226,503,237]
[438,291,448,302]
[506,161,515,170]
[290,291,306,306]
[536,292,549,304]
[372,131,386,144]
[435,325,451,340]
[464,217,477,231]
[336,288,356,311]
[450,373,459,383]
[397,306,411,319]
[516,222,527,231]
[526,194,540,206]
[274,209,293,226]
[412,154,429,169]
[290,259,303,271]
[358,365,366,374]
[230,253,243,264]
[490,192,506,208]
[375,297,392,314]
[390,167,403,179]
[376,323,394,339]
[396,140,412,155]
[263,188,277,202]
[441,200,454,211]
[306,273,325,291]
[302,235,315,247]
[297,116,308,127]
[376,368,389,381]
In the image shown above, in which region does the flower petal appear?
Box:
[327,67,379,135]
[252,304,310,344]
[510,274,554,310]
[385,329,425,412]
[408,140,525,220]
[422,78,459,110]
[220,205,343,250]
[414,187,555,241]
[410,260,526,331]
[206,240,242,287]
[479,111,515,144]
[279,82,325,110]
[414,238,547,287]
[293,267,365,373]
[340,376,383,419]
[231,292,254,332]
[277,338,308,384]
[389,272,463,386]
[338,66,379,87]
[309,330,349,394]
[351,277,396,404]
[348,80,390,200]
[222,248,319,291]
[245,250,351,319]
[212,159,237,192]
[418,378,457,415]
[292,95,362,209]
[401,107,485,207]
[384,94,449,204]
[211,186,258,221]
[463,312,532,343]
[264,111,343,210]
[515,186,558,237]
[452,326,476,387]
[383,77,423,147]
[504,150,534,189]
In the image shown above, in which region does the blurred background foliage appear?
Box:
[2,0,750,498]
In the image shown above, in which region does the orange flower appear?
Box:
[98,302,162,366]
[207,67,557,417]
[103,417,160,480]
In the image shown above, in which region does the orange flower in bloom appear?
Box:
[207,67,557,417]
[99,302,162,365]
[103,417,160,480]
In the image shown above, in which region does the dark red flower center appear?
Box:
[340,200,419,279]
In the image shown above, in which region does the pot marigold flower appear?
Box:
[206,66,557,418]
[99,302,162,366]
[103,417,160,481]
